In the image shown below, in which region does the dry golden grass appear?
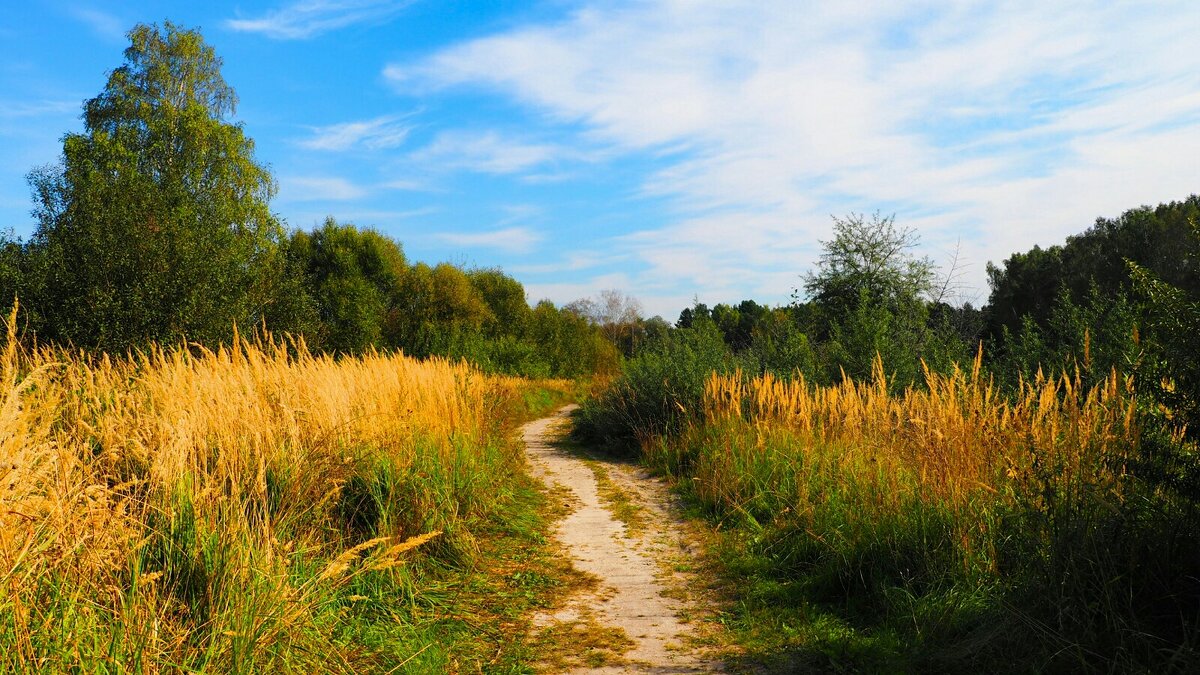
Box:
[630,351,1195,671]
[697,350,1143,517]
[0,307,530,671]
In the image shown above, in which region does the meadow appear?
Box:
[579,348,1200,672]
[0,308,571,672]
[8,16,1199,674]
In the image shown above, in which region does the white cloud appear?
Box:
[510,251,612,275]
[280,176,368,202]
[520,170,583,185]
[389,0,1200,305]
[0,100,79,119]
[411,130,566,175]
[226,0,413,40]
[380,178,438,192]
[285,206,439,229]
[523,273,692,319]
[297,115,412,151]
[69,7,126,43]
[495,203,542,223]
[437,226,542,254]
[522,272,633,304]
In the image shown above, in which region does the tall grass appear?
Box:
[623,352,1199,671]
[0,308,544,672]
[690,353,1139,516]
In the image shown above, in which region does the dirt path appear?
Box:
[522,406,721,674]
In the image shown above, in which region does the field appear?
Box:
[6,11,1200,674]
[0,311,571,672]
[591,353,1200,671]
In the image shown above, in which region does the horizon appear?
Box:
[3,1,1198,319]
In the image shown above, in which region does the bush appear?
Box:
[573,321,732,450]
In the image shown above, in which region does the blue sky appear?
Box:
[2,1,1199,318]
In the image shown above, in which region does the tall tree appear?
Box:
[984,198,1200,341]
[468,268,531,338]
[567,289,644,355]
[1128,221,1200,438]
[27,22,286,350]
[287,218,406,354]
[800,212,940,382]
[802,212,934,320]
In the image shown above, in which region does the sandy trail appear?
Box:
[522,406,720,674]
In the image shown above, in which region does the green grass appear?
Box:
[0,374,584,674]
[585,460,648,538]
[696,519,1009,674]
[568,311,1200,671]
[576,387,1200,673]
[308,395,587,673]
[0,444,576,675]
[518,383,577,422]
[326,471,577,673]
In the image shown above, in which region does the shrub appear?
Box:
[573,320,732,450]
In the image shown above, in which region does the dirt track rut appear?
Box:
[521,406,720,674]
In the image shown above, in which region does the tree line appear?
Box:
[574,189,1200,675]
[576,200,1200,675]
[0,22,617,378]
[589,200,1200,447]
[6,20,1197,403]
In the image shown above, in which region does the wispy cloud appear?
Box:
[510,251,613,275]
[410,130,566,175]
[389,0,1200,306]
[226,0,413,40]
[279,176,368,202]
[0,99,79,119]
[297,115,412,151]
[495,203,542,224]
[521,273,698,316]
[68,7,126,43]
[437,226,542,254]
[285,206,439,229]
[379,178,439,192]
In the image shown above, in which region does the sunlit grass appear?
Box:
[633,351,1198,671]
[689,350,1140,527]
[0,306,563,672]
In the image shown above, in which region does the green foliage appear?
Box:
[1128,221,1200,439]
[991,285,1141,389]
[565,289,644,356]
[26,22,289,351]
[526,299,621,378]
[642,414,1200,673]
[0,232,29,319]
[985,196,1200,342]
[675,302,710,329]
[5,22,614,381]
[573,320,731,451]
[388,262,493,357]
[709,299,770,352]
[578,200,1200,673]
[802,212,935,327]
[995,458,1200,672]
[469,267,532,338]
[984,244,1065,342]
[286,218,406,354]
[429,263,493,329]
[823,288,931,385]
[787,212,968,387]
[745,308,818,379]
[271,219,615,377]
